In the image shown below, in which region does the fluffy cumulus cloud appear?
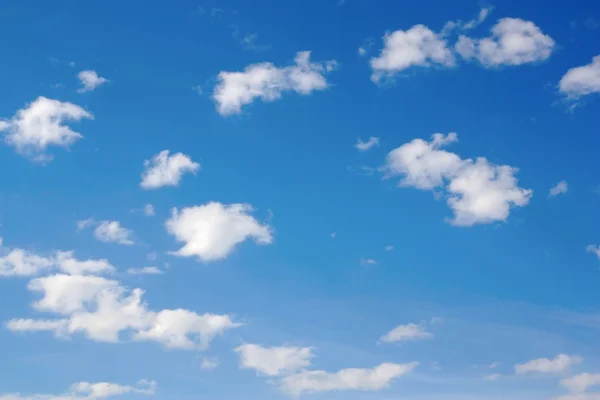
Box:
[279,362,419,396]
[77,70,110,93]
[0,240,114,277]
[455,18,555,67]
[0,379,156,399]
[559,55,600,99]
[0,96,93,162]
[6,271,240,349]
[549,180,568,197]
[382,133,532,226]
[77,219,134,245]
[561,373,600,393]
[235,344,314,377]
[379,323,433,343]
[355,136,380,152]
[515,354,582,375]
[165,202,273,262]
[212,51,337,115]
[370,25,454,82]
[140,150,200,190]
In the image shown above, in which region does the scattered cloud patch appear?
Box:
[379,322,433,343]
[77,219,134,246]
[140,150,200,190]
[385,245,394,251]
[235,344,314,377]
[370,25,454,82]
[455,18,555,67]
[212,51,337,116]
[549,181,568,197]
[280,362,418,396]
[586,245,600,260]
[355,137,380,152]
[360,258,378,265]
[484,373,502,381]
[382,133,532,226]
[0,379,156,400]
[200,357,220,370]
[165,202,273,262]
[559,55,600,100]
[515,354,582,375]
[561,373,600,393]
[0,97,92,162]
[144,204,155,216]
[77,70,109,93]
[127,267,162,275]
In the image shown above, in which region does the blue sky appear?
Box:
[1,0,600,399]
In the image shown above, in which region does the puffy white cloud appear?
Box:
[235,344,314,377]
[6,272,239,349]
[140,150,200,190]
[0,379,156,400]
[515,354,582,375]
[561,373,600,393]
[77,70,109,93]
[0,96,92,162]
[280,362,419,396]
[0,240,114,277]
[382,133,532,226]
[379,323,433,343]
[559,55,600,99]
[355,137,380,152]
[212,51,337,116]
[77,219,134,245]
[586,245,600,260]
[455,18,555,67]
[370,25,454,82]
[549,181,568,197]
[127,266,163,275]
[165,202,273,262]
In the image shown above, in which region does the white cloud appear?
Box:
[515,354,582,375]
[382,133,532,226]
[379,323,433,343]
[0,240,114,277]
[549,181,568,197]
[140,150,200,190]
[0,96,92,162]
[144,204,155,216]
[212,51,337,116]
[7,273,240,349]
[554,395,600,400]
[561,373,600,393]
[200,357,219,370]
[370,25,454,82]
[280,362,418,396]
[77,70,109,93]
[360,258,378,265]
[385,245,394,251]
[355,137,380,152]
[127,267,163,275]
[235,344,314,377]
[92,221,134,245]
[0,379,156,400]
[165,202,273,262]
[489,362,501,369]
[455,18,555,67]
[146,252,158,261]
[484,373,502,381]
[559,55,600,99]
[586,245,600,260]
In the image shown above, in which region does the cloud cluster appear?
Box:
[141,150,200,190]
[212,51,337,115]
[382,133,532,226]
[2,240,240,350]
[165,202,273,262]
[235,343,417,396]
[0,379,156,400]
[0,97,92,162]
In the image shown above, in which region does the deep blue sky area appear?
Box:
[0,1,599,399]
